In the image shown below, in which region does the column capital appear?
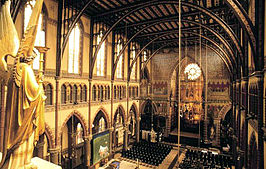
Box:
[84,135,92,141]
[55,76,61,81]
[109,127,114,132]
[35,46,50,53]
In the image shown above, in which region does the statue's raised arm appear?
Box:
[0,0,45,169]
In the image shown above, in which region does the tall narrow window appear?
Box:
[98,86,101,101]
[82,85,87,102]
[132,87,135,98]
[131,46,136,80]
[68,24,80,74]
[96,30,105,76]
[92,85,96,101]
[114,86,117,99]
[123,86,126,98]
[73,85,78,103]
[69,86,73,103]
[107,86,110,100]
[61,85,66,104]
[104,86,107,100]
[116,39,123,78]
[24,0,45,70]
[45,84,52,105]
[80,85,83,102]
[119,86,122,99]
[100,86,103,101]
[142,50,147,62]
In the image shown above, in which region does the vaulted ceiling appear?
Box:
[9,0,255,77]
[65,0,250,74]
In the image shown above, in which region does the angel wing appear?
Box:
[0,0,19,84]
[13,0,43,87]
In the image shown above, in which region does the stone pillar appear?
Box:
[49,147,60,165]
[242,77,248,169]
[166,106,171,137]
[109,127,114,154]
[123,125,129,151]
[232,80,237,165]
[255,72,264,169]
[136,117,141,142]
[84,135,92,167]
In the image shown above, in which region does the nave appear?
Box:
[0,0,265,169]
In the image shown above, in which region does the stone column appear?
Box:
[255,71,264,169]
[84,135,92,167]
[242,77,248,168]
[109,127,114,155]
[136,117,141,142]
[49,147,60,165]
[123,125,129,151]
[232,80,237,164]
[166,106,171,137]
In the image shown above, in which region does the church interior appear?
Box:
[0,0,265,168]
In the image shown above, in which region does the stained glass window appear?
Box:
[45,84,52,105]
[184,63,201,80]
[24,0,45,70]
[61,85,66,104]
[96,30,105,76]
[68,24,80,74]
[143,50,147,62]
[131,46,136,80]
[116,39,123,78]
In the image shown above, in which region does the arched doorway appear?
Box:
[91,110,110,165]
[113,107,125,151]
[140,100,159,142]
[61,115,85,169]
[128,105,137,145]
[140,100,153,131]
[92,110,108,135]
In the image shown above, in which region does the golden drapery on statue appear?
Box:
[0,0,45,168]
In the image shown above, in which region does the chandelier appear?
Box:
[184,63,201,80]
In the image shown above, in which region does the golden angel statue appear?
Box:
[0,0,46,168]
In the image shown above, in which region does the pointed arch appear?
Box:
[129,102,139,119]
[44,123,55,148]
[60,110,88,137]
[114,105,126,126]
[92,108,110,134]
